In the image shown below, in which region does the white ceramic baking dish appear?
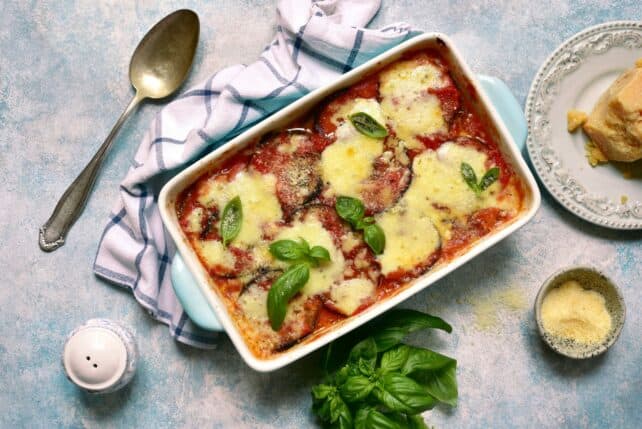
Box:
[159,33,541,372]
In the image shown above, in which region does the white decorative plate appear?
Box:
[526,21,642,230]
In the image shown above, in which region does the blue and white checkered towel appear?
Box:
[93,0,416,348]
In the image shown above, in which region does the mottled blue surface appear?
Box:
[1,1,640,428]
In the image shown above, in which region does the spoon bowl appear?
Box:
[130,9,200,99]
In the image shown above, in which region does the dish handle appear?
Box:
[170,75,528,332]
[477,74,527,152]
[171,252,223,331]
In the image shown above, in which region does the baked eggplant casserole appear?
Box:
[175,50,526,359]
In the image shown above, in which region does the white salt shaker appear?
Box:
[62,319,138,394]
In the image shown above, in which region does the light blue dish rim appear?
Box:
[170,74,529,332]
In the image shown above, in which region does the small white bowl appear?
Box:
[534,266,626,359]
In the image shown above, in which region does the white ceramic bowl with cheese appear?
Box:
[159,33,542,372]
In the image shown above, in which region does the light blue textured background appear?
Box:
[1,1,640,428]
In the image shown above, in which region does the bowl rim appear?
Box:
[159,32,542,372]
[534,265,626,359]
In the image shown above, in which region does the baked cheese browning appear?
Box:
[319,96,411,213]
[402,142,519,241]
[274,210,346,297]
[197,169,282,248]
[379,53,452,150]
[376,205,441,276]
[236,280,323,354]
[321,106,385,199]
[174,49,525,359]
[316,75,380,136]
[358,142,411,213]
[328,278,376,316]
[251,132,322,217]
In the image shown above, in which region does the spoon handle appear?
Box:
[39,93,144,252]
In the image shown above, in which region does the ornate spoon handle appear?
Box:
[39,93,144,252]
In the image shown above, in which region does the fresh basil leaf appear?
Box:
[312,385,334,422]
[411,360,458,407]
[312,383,335,401]
[479,166,500,191]
[330,364,352,386]
[312,384,353,428]
[329,394,352,426]
[339,375,374,403]
[374,372,436,414]
[309,245,331,264]
[333,416,353,429]
[400,346,454,375]
[348,337,378,366]
[220,196,242,246]
[269,239,308,262]
[380,345,411,373]
[371,310,452,352]
[355,407,401,429]
[357,358,375,377]
[335,196,365,227]
[363,223,385,255]
[349,112,389,139]
[407,414,430,429]
[267,263,309,330]
[460,162,480,195]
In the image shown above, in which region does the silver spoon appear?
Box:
[39,9,200,252]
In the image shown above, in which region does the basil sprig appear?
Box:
[269,237,331,266]
[312,310,458,429]
[335,196,385,255]
[461,163,500,196]
[349,112,388,139]
[267,263,309,331]
[267,238,331,331]
[220,196,242,246]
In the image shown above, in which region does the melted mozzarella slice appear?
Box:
[380,59,447,149]
[184,207,203,233]
[274,214,345,297]
[197,171,282,247]
[194,240,236,272]
[376,205,441,275]
[238,285,269,322]
[403,142,515,239]
[321,98,385,198]
[330,278,375,316]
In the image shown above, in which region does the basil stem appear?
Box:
[267,263,310,331]
[349,112,389,139]
[220,196,242,246]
